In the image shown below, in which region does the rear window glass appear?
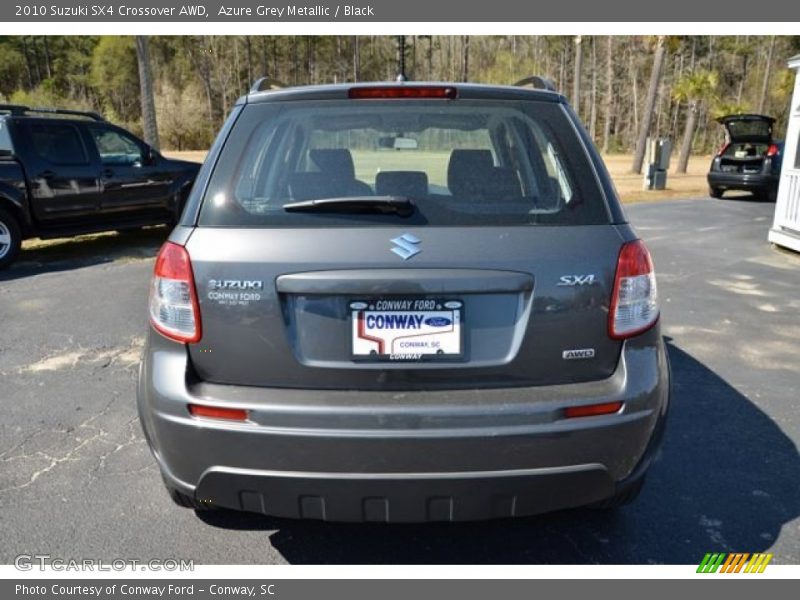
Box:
[28,123,89,165]
[724,119,772,140]
[199,98,608,227]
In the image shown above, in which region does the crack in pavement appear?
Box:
[91,417,149,476]
[0,395,146,494]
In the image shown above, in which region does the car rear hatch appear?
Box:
[184,225,625,390]
[176,88,637,392]
[715,114,776,174]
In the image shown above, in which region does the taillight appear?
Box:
[348,86,457,99]
[609,240,659,339]
[717,142,730,157]
[767,144,779,157]
[149,242,202,343]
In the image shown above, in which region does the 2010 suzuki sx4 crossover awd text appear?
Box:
[137,81,670,522]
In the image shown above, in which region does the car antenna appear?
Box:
[396,35,407,82]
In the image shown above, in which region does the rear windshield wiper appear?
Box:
[282,196,415,217]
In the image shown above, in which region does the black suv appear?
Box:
[0,105,200,269]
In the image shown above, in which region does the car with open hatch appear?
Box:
[137,79,671,522]
[707,113,783,201]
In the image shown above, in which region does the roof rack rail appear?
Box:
[513,76,557,92]
[250,76,288,93]
[0,104,105,121]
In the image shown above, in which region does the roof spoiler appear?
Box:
[513,76,557,92]
[250,77,288,93]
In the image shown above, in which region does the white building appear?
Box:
[769,54,800,252]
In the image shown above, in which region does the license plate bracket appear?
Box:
[350,298,463,362]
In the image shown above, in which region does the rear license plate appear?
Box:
[351,299,463,361]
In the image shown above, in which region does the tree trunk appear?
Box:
[43,36,52,79]
[572,36,582,115]
[737,52,748,106]
[272,38,278,80]
[306,37,314,84]
[461,35,470,82]
[31,38,42,85]
[411,36,417,80]
[187,37,214,126]
[758,36,775,114]
[629,46,639,148]
[135,36,160,150]
[245,36,253,85]
[353,36,360,82]
[699,104,710,152]
[631,36,667,174]
[589,36,597,139]
[260,37,268,78]
[602,37,614,153]
[677,101,698,174]
[233,37,242,93]
[291,37,298,85]
[20,37,34,88]
[427,36,434,79]
[670,54,684,140]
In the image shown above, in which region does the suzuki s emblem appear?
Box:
[390,233,421,260]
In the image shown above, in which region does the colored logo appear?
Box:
[423,316,452,327]
[697,552,773,574]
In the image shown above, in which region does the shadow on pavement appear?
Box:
[0,227,167,281]
[197,339,799,564]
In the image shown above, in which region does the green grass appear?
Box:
[351,150,452,188]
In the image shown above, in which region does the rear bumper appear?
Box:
[137,328,670,522]
[707,171,778,192]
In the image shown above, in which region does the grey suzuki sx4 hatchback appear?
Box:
[137,82,670,522]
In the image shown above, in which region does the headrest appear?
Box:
[289,172,335,201]
[309,148,356,180]
[447,150,494,197]
[375,171,429,198]
[448,150,521,200]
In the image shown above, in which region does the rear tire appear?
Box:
[591,476,646,510]
[709,187,723,199]
[169,189,189,227]
[0,207,22,270]
[762,189,778,203]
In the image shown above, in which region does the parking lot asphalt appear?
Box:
[0,197,798,565]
